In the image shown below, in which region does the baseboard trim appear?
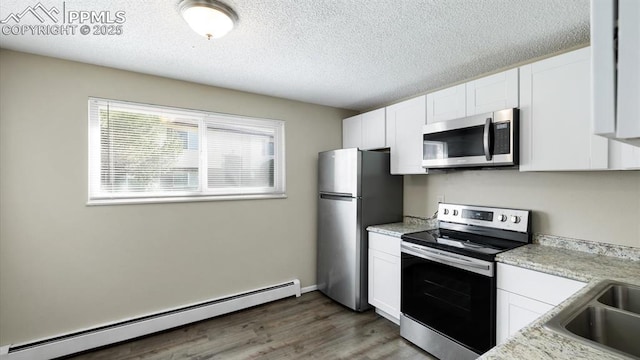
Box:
[3,279,300,360]
[301,284,317,294]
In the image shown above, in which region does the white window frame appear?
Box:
[88,98,286,205]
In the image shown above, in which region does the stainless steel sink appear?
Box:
[597,285,640,315]
[545,280,640,359]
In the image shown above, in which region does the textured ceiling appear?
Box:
[0,0,590,111]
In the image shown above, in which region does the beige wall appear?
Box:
[405,170,640,248]
[0,50,353,345]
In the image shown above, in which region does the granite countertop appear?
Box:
[480,239,640,360]
[366,216,437,238]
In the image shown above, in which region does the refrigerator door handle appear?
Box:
[319,192,355,200]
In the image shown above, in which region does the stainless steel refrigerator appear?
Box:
[317,148,403,311]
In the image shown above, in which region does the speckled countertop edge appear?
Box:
[480,242,640,360]
[366,216,437,238]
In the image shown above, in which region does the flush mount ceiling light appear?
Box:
[179,0,238,40]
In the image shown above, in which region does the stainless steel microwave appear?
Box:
[422,108,519,169]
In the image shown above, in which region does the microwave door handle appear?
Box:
[483,117,492,161]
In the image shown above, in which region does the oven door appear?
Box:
[401,242,496,354]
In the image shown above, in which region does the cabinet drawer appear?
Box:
[497,263,586,306]
[368,232,400,256]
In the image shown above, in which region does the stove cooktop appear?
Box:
[401,229,526,262]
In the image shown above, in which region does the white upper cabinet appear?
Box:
[426,84,466,124]
[466,68,519,116]
[615,0,640,144]
[592,0,640,146]
[609,140,640,170]
[519,47,609,171]
[426,69,519,124]
[342,114,362,149]
[342,108,386,150]
[361,108,387,150]
[386,95,428,174]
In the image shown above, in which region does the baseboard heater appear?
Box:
[1,279,301,360]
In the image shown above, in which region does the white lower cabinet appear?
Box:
[496,263,586,344]
[368,232,401,324]
[496,289,554,344]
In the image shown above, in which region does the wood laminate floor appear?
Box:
[61,291,435,360]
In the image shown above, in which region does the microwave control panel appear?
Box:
[493,122,511,155]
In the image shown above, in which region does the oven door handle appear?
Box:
[402,244,493,276]
[483,117,492,161]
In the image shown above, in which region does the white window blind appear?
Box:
[88,98,285,204]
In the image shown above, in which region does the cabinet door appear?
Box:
[609,140,640,170]
[426,84,466,123]
[342,114,362,149]
[466,68,519,116]
[368,248,400,321]
[616,0,640,143]
[386,96,428,174]
[361,108,386,150]
[519,47,609,171]
[592,0,640,146]
[496,289,554,344]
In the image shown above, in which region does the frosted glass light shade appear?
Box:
[180,0,237,40]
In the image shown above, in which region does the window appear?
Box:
[88,98,285,204]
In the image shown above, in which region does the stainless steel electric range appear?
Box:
[400,203,532,360]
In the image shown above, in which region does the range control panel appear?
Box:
[438,203,530,233]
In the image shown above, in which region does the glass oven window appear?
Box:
[401,252,495,353]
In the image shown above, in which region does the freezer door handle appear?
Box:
[319,192,355,200]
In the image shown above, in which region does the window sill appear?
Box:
[87,193,287,206]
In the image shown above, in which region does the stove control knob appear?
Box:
[499,214,508,222]
[511,216,521,224]
[452,210,459,216]
[443,208,449,215]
